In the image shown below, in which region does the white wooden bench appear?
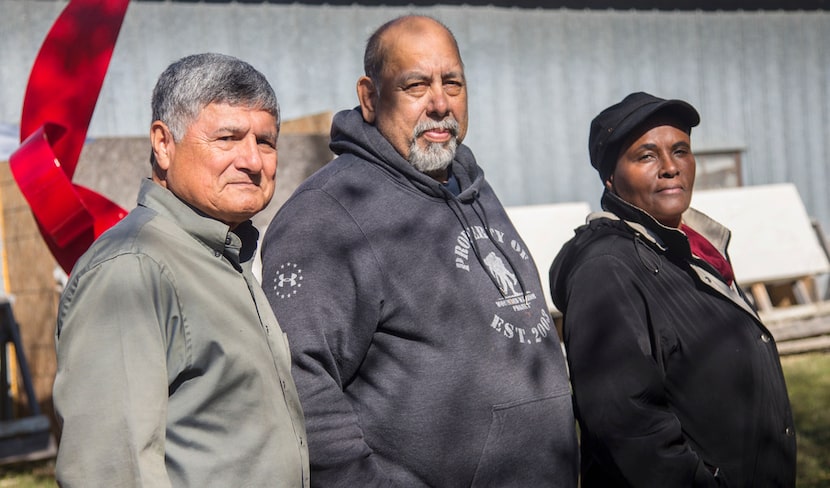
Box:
[505,202,593,315]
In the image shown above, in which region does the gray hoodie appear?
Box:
[261,108,578,487]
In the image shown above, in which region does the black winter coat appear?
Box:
[550,190,796,488]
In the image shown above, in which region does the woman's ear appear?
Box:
[357,76,378,124]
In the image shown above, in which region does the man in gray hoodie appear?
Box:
[261,15,578,487]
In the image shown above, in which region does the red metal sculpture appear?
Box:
[9,0,130,274]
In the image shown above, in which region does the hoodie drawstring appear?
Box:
[442,187,527,301]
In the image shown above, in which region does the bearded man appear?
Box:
[260,14,578,488]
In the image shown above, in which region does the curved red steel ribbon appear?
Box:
[9,0,129,274]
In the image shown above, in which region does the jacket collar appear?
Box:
[592,189,758,318]
[137,179,259,270]
[597,189,732,259]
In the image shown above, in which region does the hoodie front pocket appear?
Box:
[470,390,578,487]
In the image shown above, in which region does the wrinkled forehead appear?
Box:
[379,19,463,76]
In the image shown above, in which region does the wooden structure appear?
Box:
[0,162,60,441]
[692,184,830,355]
[0,298,55,463]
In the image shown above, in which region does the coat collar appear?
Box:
[137,179,259,271]
[594,189,732,260]
[592,189,757,319]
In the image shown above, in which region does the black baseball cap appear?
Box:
[589,92,700,181]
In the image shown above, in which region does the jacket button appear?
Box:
[785,427,794,436]
[225,236,232,245]
[214,250,221,257]
[761,333,771,343]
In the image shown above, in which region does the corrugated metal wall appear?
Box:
[2,1,829,234]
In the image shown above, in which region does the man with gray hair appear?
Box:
[261,16,578,486]
[53,53,309,487]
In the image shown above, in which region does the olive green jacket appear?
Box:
[54,179,309,487]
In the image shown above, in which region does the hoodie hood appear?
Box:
[329,107,528,300]
[329,108,484,202]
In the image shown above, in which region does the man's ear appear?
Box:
[604,175,614,192]
[357,76,378,124]
[150,121,174,179]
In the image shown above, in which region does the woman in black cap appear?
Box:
[550,92,796,487]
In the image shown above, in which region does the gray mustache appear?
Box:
[414,118,459,138]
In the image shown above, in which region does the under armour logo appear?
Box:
[272,262,303,299]
[277,273,298,287]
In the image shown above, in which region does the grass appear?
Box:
[0,459,54,488]
[782,351,830,487]
[0,352,828,487]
